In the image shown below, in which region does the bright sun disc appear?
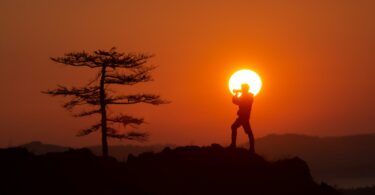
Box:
[229,69,262,96]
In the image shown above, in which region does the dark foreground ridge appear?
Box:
[0,144,340,195]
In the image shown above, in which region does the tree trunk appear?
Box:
[100,63,108,158]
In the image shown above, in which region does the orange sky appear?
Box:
[0,0,375,147]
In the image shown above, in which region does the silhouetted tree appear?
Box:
[43,47,167,157]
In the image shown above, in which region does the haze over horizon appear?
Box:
[1,0,375,147]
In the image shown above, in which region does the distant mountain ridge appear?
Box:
[254,133,375,187]
[16,141,171,161]
[88,144,172,161]
[19,141,70,154]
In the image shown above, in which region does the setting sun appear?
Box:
[229,69,262,96]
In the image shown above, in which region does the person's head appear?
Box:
[241,83,250,93]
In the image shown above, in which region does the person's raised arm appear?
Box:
[232,93,240,105]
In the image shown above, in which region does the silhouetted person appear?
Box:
[230,83,255,153]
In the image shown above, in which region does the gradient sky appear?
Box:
[1,0,375,147]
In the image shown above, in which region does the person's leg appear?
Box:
[230,119,241,148]
[243,121,255,153]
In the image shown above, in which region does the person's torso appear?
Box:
[237,93,254,118]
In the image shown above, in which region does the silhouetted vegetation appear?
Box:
[43,47,167,157]
[0,145,341,195]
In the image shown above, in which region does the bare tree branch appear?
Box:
[77,123,101,136]
[43,85,100,97]
[107,114,144,127]
[50,48,153,69]
[51,51,101,68]
[104,66,155,85]
[107,129,148,141]
[110,53,153,68]
[73,109,101,117]
[43,85,101,109]
[62,98,87,110]
[86,71,102,86]
[96,48,153,69]
[106,94,168,105]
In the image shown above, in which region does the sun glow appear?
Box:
[229,69,262,96]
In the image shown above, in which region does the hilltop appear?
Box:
[15,133,375,187]
[0,144,339,195]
